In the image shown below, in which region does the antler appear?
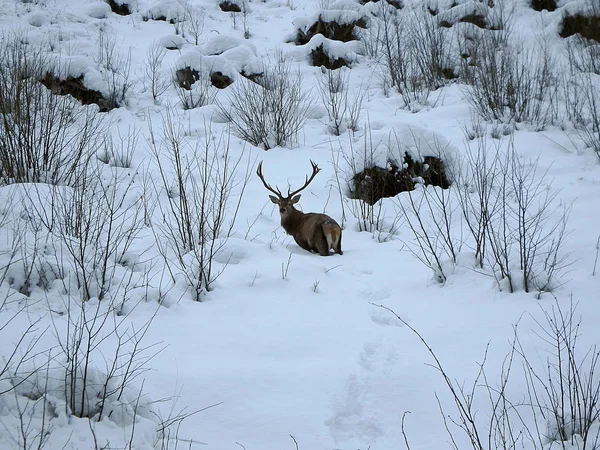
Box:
[288,160,321,198]
[256,161,283,198]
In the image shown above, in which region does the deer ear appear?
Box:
[291,194,301,204]
[269,195,279,204]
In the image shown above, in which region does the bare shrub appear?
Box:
[149,110,251,301]
[144,41,170,103]
[376,299,600,450]
[218,54,312,149]
[395,130,570,291]
[378,3,454,110]
[316,67,365,136]
[182,1,205,45]
[95,27,133,109]
[98,126,139,169]
[174,70,218,110]
[454,131,502,269]
[456,136,571,293]
[393,134,458,284]
[43,166,146,303]
[0,35,103,186]
[462,33,557,127]
[564,37,600,158]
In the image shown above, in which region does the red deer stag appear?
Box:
[257,160,343,256]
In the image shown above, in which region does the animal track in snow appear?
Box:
[360,287,392,302]
[358,341,400,373]
[370,310,404,327]
[325,374,383,446]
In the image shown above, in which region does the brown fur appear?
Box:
[274,198,343,256]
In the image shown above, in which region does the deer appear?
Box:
[257,160,343,256]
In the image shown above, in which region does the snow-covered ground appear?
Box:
[0,0,599,449]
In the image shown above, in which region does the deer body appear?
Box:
[258,161,343,256]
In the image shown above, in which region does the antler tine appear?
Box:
[288,160,321,198]
[256,161,283,197]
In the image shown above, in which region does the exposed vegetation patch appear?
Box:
[560,13,600,43]
[530,0,556,12]
[210,71,233,89]
[107,0,131,16]
[39,73,113,112]
[175,67,200,90]
[440,12,487,29]
[360,0,402,9]
[350,154,450,205]
[295,15,367,45]
[219,1,242,12]
[310,44,349,70]
[240,70,264,84]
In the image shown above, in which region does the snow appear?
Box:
[0,0,600,449]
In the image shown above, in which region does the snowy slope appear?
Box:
[0,0,599,449]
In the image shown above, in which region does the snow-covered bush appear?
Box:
[0,35,104,186]
[461,31,558,127]
[149,109,251,301]
[218,53,313,150]
[372,3,454,110]
[315,66,365,136]
[453,135,571,293]
[564,36,600,158]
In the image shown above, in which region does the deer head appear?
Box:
[256,160,321,219]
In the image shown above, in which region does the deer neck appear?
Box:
[281,208,305,235]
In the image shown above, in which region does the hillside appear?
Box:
[0,0,599,449]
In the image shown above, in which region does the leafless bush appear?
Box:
[522,300,600,448]
[377,299,600,450]
[174,70,218,110]
[456,136,571,293]
[0,35,103,186]
[182,2,205,45]
[42,164,146,303]
[454,133,502,269]
[566,36,600,75]
[97,126,139,169]
[394,130,570,291]
[462,33,557,127]
[564,38,600,158]
[378,3,453,110]
[218,54,312,149]
[48,286,160,420]
[394,135,458,284]
[144,41,170,103]
[149,110,251,301]
[95,27,133,109]
[316,67,365,136]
